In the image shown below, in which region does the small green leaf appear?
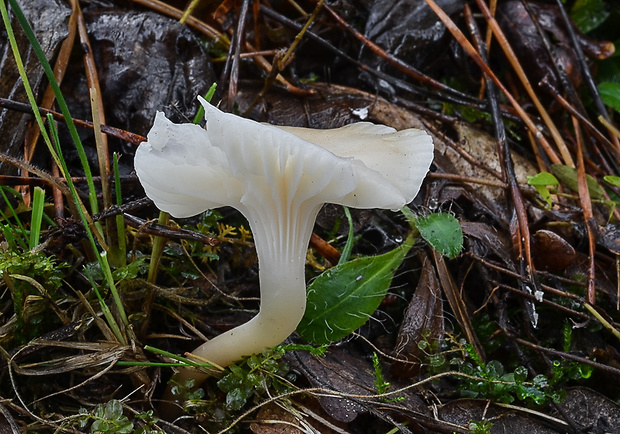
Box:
[551,164,606,200]
[29,186,45,250]
[535,185,553,208]
[225,387,247,411]
[527,172,558,186]
[103,400,124,420]
[528,173,558,208]
[603,175,620,187]
[598,82,620,113]
[570,0,611,33]
[414,213,463,258]
[298,237,413,345]
[513,366,528,384]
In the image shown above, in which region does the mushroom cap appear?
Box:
[277,122,433,210]
[134,98,434,218]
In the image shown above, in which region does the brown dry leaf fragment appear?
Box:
[250,400,348,434]
[448,122,537,205]
[250,403,305,434]
[595,224,620,255]
[80,10,216,137]
[555,387,620,431]
[289,347,372,423]
[461,221,513,264]
[532,229,577,272]
[433,250,485,360]
[438,399,561,433]
[498,1,614,91]
[391,258,444,378]
[362,0,462,71]
[231,82,429,131]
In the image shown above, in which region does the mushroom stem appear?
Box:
[172,205,320,387]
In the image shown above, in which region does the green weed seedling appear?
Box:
[452,337,593,406]
[0,249,67,344]
[469,418,493,434]
[455,343,551,405]
[76,400,163,434]
[217,347,295,411]
[372,352,404,402]
[173,344,324,424]
[527,172,559,209]
[78,400,133,433]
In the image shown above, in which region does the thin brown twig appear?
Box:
[0,98,145,145]
[132,0,312,96]
[427,172,508,189]
[76,1,110,176]
[323,3,475,103]
[465,3,540,327]
[540,79,618,157]
[573,118,597,304]
[553,0,620,152]
[243,0,324,115]
[227,0,250,106]
[472,0,573,167]
[511,335,620,377]
[423,0,563,166]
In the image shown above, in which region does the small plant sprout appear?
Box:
[134,97,433,388]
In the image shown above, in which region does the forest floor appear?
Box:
[0,0,619,433]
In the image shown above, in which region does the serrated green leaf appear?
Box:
[551,164,606,199]
[414,213,463,258]
[298,237,413,345]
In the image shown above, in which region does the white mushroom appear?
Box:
[134,97,433,387]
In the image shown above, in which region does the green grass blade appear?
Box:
[0,186,27,248]
[192,83,218,124]
[47,114,106,250]
[7,0,99,216]
[113,153,127,261]
[83,267,126,345]
[28,186,45,250]
[338,206,355,265]
[100,251,129,326]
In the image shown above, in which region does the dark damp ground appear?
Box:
[0,1,619,432]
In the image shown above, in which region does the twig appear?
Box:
[227,0,250,106]
[572,119,597,304]
[324,3,475,104]
[554,0,620,151]
[465,3,540,327]
[0,98,145,145]
[423,0,563,166]
[472,0,573,167]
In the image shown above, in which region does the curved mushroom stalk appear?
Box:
[172,204,319,387]
[134,97,434,391]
